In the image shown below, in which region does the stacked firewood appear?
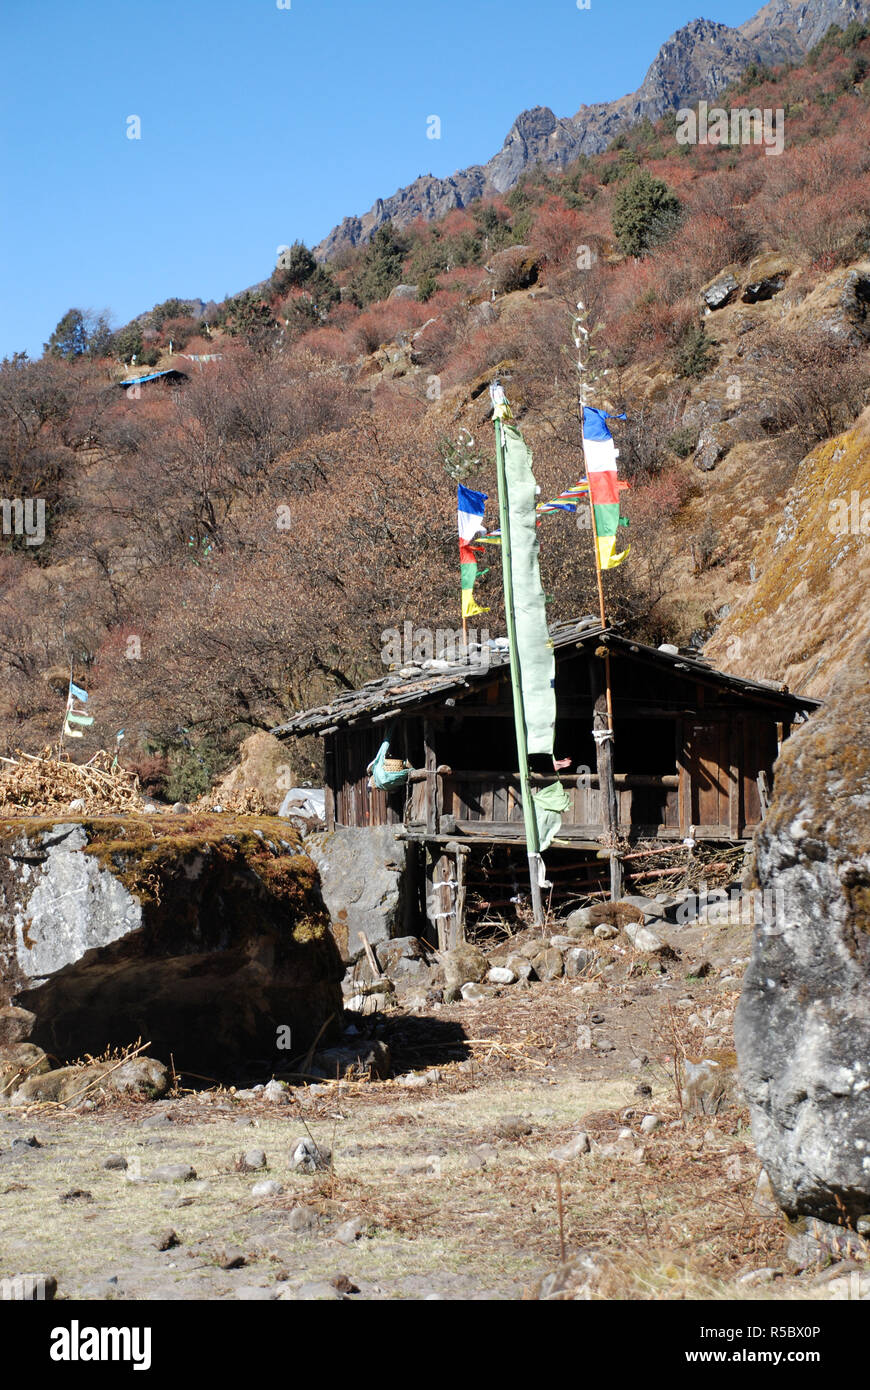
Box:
[0,749,144,815]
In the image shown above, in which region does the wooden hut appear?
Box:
[274,616,818,940]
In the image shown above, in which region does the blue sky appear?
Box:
[0,0,760,358]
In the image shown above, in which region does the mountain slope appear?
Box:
[314,0,869,261]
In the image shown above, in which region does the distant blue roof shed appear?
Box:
[117,368,189,388]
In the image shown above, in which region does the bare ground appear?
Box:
[0,923,853,1301]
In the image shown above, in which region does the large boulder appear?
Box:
[0,816,343,1079]
[735,648,870,1223]
[304,826,411,962]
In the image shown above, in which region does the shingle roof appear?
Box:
[272,615,819,737]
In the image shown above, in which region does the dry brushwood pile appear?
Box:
[0,749,144,815]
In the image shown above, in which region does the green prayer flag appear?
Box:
[533,780,571,852]
[502,421,556,756]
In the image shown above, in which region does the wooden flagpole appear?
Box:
[492,390,544,927]
[579,401,623,900]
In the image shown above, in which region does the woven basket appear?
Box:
[383,758,406,773]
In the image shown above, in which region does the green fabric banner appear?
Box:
[533,780,571,851]
[502,421,556,756]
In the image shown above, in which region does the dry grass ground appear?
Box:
[0,944,849,1302]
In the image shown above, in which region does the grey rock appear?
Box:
[262,1079,288,1104]
[243,1149,267,1170]
[565,947,595,978]
[703,271,739,310]
[388,284,419,301]
[146,1164,196,1183]
[565,907,595,933]
[443,943,489,990]
[141,1112,172,1128]
[344,991,390,1015]
[290,1138,332,1173]
[460,981,489,1002]
[103,1154,127,1171]
[681,1059,737,1117]
[0,1006,36,1045]
[487,966,517,985]
[623,922,665,954]
[286,1203,319,1232]
[639,1114,663,1135]
[735,649,870,1223]
[549,1131,590,1160]
[334,1216,368,1245]
[593,923,617,940]
[531,947,563,981]
[251,1179,284,1198]
[305,825,410,961]
[312,1039,391,1080]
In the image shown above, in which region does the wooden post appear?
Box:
[592,653,623,901]
[423,718,438,837]
[450,841,468,947]
[433,850,455,954]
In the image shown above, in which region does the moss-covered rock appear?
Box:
[0,814,343,1081]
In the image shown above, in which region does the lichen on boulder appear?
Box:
[735,645,870,1223]
[0,813,344,1080]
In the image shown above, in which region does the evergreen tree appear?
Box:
[612,171,681,257]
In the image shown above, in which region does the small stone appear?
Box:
[345,992,390,1014]
[460,981,488,1002]
[752,1168,779,1217]
[738,1267,778,1286]
[251,1179,283,1198]
[549,1132,590,1160]
[263,1079,288,1104]
[594,924,617,940]
[287,1203,319,1232]
[575,1025,593,1050]
[147,1164,196,1183]
[141,1112,172,1128]
[103,1154,127,1171]
[594,1037,616,1052]
[11,1135,41,1151]
[334,1216,367,1246]
[218,1246,247,1270]
[531,947,563,981]
[289,1138,331,1173]
[505,954,533,981]
[487,966,517,985]
[398,1072,429,1089]
[640,1114,662,1134]
[565,947,595,978]
[150,1227,179,1252]
[243,1149,267,1170]
[171,802,190,814]
[617,1127,633,1141]
[0,1006,37,1046]
[547,935,574,952]
[496,1115,532,1140]
[624,922,665,953]
[565,907,595,932]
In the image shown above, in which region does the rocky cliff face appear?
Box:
[734,645,870,1222]
[314,0,870,261]
[0,815,343,1079]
